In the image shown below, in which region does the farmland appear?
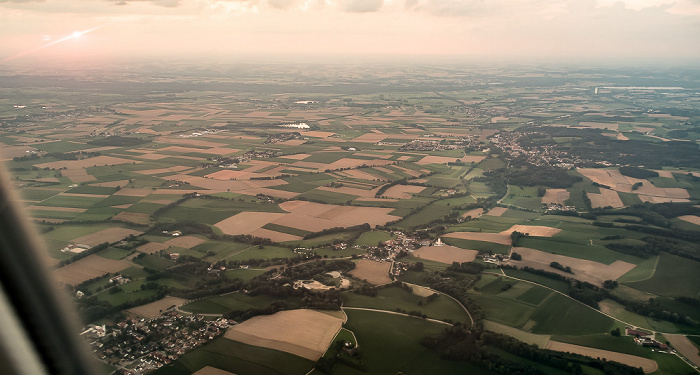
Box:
[224,309,343,361]
[1,63,699,375]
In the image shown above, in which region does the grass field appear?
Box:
[180,293,297,314]
[625,253,700,298]
[515,286,553,306]
[133,254,175,271]
[501,269,572,293]
[441,237,510,254]
[552,334,695,375]
[353,230,392,246]
[341,309,488,375]
[501,185,544,210]
[616,255,659,283]
[151,337,314,375]
[341,286,469,323]
[470,293,535,328]
[530,294,614,335]
[225,245,294,262]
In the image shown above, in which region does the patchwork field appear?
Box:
[215,200,400,240]
[412,245,478,264]
[349,259,392,285]
[224,309,342,361]
[578,168,690,206]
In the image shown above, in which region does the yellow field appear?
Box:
[224,309,343,361]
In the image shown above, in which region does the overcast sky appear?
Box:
[1,0,698,65]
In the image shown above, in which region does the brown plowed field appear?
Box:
[486,207,508,216]
[501,225,561,237]
[136,242,170,254]
[508,247,635,285]
[665,334,700,368]
[413,245,478,264]
[588,189,624,208]
[678,215,700,226]
[193,367,235,375]
[164,235,205,249]
[127,296,188,319]
[546,341,657,373]
[349,259,392,285]
[215,212,287,235]
[382,185,425,199]
[53,255,130,285]
[541,189,570,205]
[461,208,484,219]
[224,309,343,361]
[249,228,302,242]
[72,227,143,247]
[112,211,150,225]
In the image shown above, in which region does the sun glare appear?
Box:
[72,31,83,39]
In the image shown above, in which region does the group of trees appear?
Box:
[421,326,644,375]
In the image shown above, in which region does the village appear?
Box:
[84,311,233,375]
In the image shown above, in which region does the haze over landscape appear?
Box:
[1,0,699,63]
[1,1,700,375]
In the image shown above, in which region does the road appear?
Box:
[341,306,452,326]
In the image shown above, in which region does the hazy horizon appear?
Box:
[1,0,699,67]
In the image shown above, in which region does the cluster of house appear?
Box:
[178,129,221,138]
[85,311,234,374]
[543,203,577,212]
[483,254,510,265]
[626,328,670,351]
[60,244,91,253]
[265,131,304,144]
[110,274,131,285]
[399,139,461,152]
[490,131,580,169]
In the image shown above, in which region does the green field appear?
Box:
[442,237,510,254]
[470,293,535,328]
[342,286,469,323]
[152,337,314,375]
[529,294,614,335]
[501,269,571,293]
[353,230,392,246]
[625,253,700,298]
[340,309,488,375]
[180,293,295,314]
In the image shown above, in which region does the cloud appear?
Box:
[267,0,295,9]
[0,0,45,2]
[107,0,181,7]
[343,0,383,13]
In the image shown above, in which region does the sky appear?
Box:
[0,0,698,65]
